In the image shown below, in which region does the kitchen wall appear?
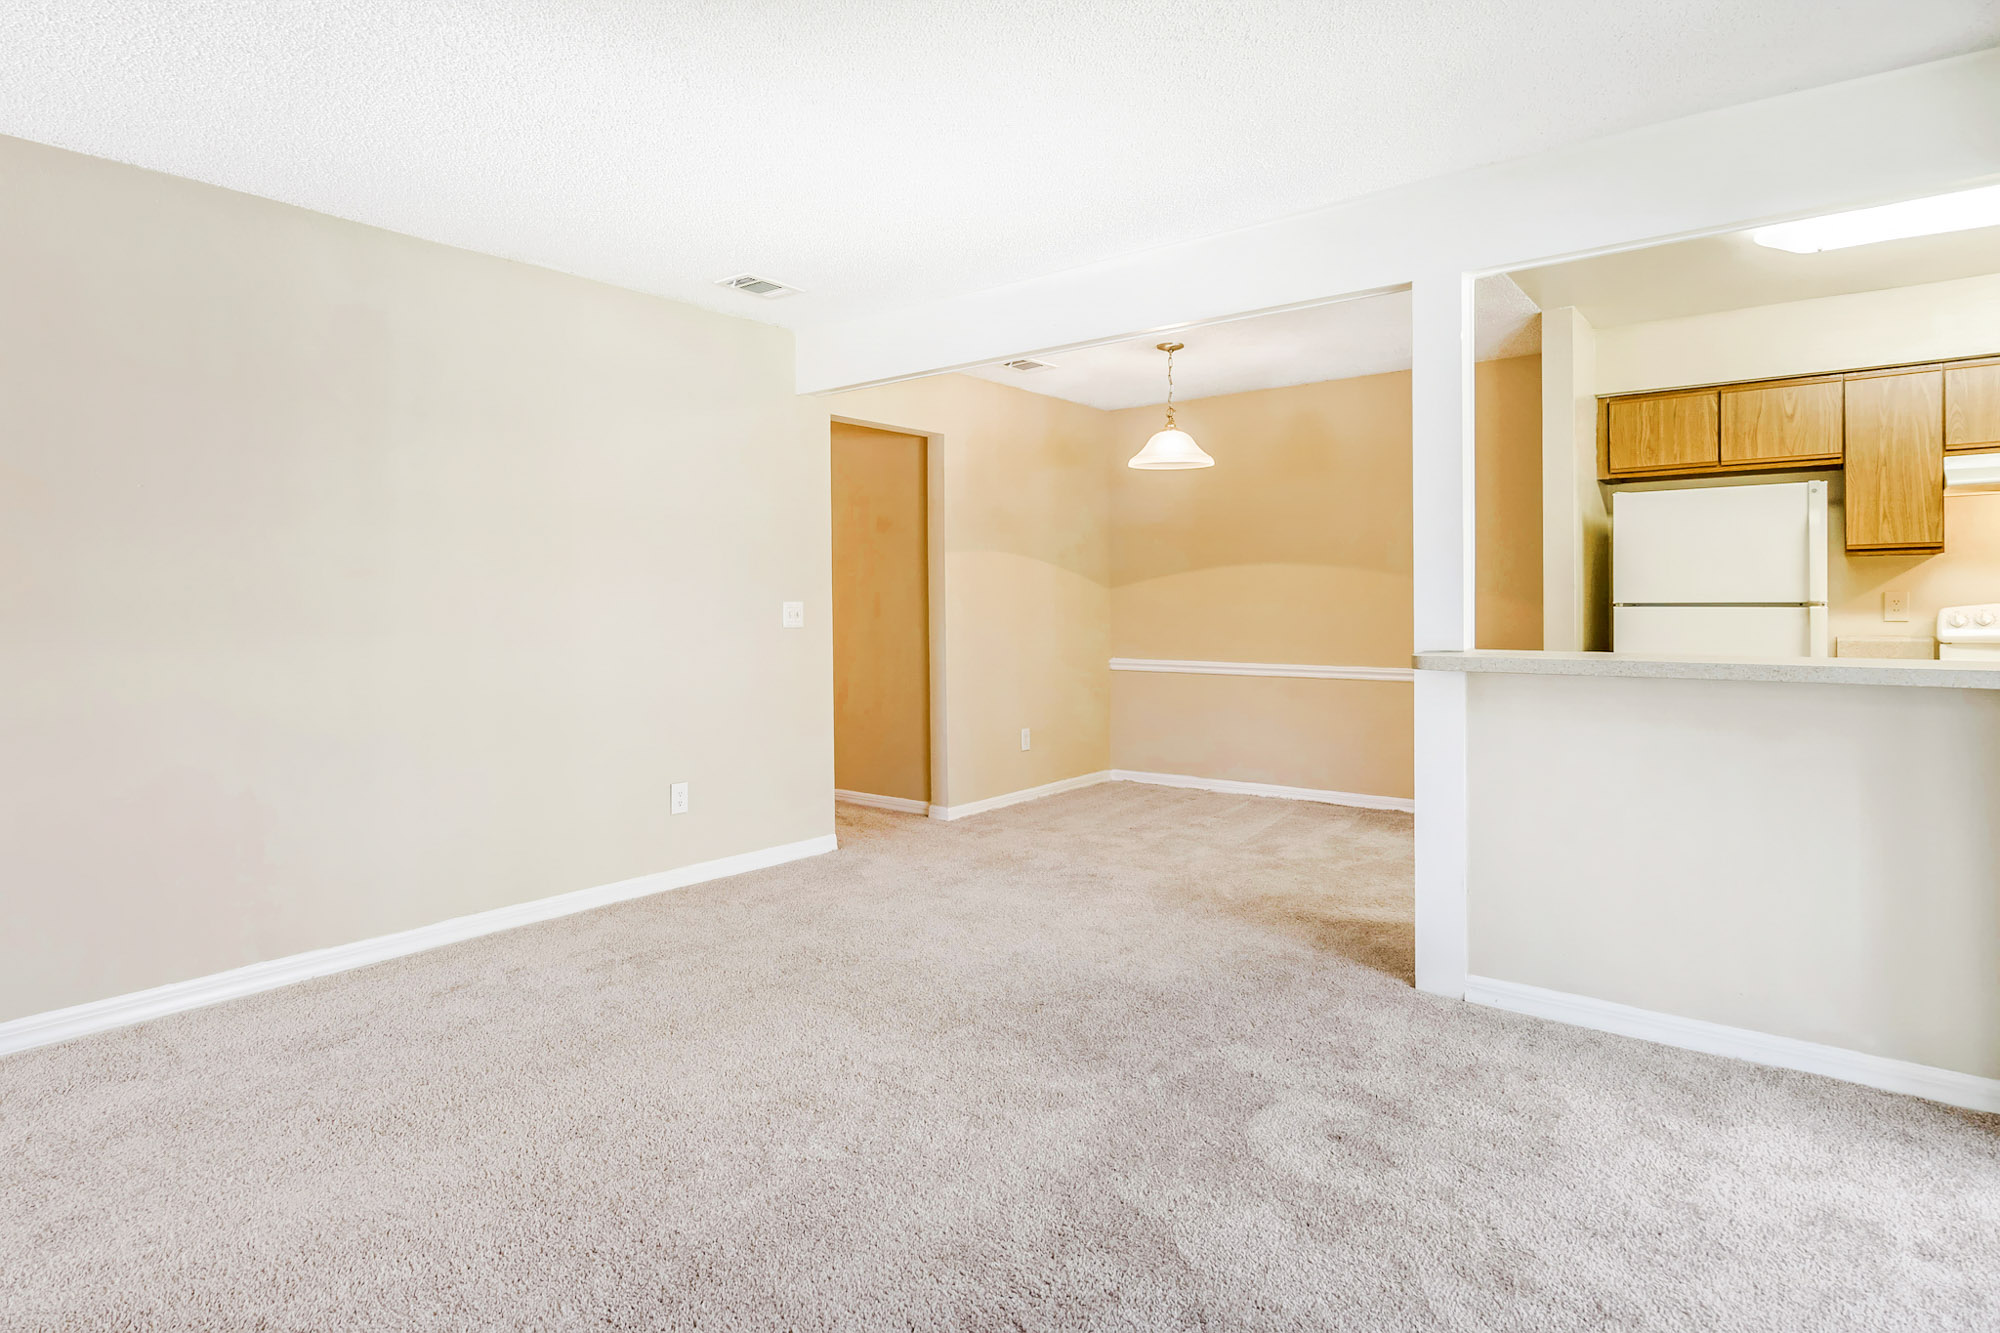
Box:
[1570,271,2000,650]
[1468,670,2000,1081]
[830,423,930,803]
[1830,487,2000,646]
[1592,271,2000,396]
[0,134,833,1023]
[1541,309,1612,652]
[1105,357,1542,800]
[827,375,1112,809]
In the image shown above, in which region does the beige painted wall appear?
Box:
[1106,358,1542,798]
[1111,672,1416,797]
[827,376,1111,807]
[1593,271,2000,396]
[825,359,1540,808]
[1831,488,2000,648]
[1580,272,2000,653]
[0,134,833,1023]
[1475,357,1546,652]
[1468,671,2000,1079]
[831,424,929,802]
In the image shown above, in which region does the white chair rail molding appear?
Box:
[1109,657,1417,682]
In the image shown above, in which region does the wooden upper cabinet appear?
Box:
[1945,357,2000,452]
[1844,367,1944,553]
[1594,354,1995,541]
[1720,376,1843,468]
[1605,390,1719,475]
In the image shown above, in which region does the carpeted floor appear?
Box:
[3,784,1996,1331]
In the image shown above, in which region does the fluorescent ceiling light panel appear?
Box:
[1751,184,2000,254]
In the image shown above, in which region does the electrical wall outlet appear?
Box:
[671,782,689,815]
[782,601,804,628]
[1883,590,1910,622]
[1020,728,1031,751]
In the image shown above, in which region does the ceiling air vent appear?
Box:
[715,273,801,299]
[1002,358,1056,373]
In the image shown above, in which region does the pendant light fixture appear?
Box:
[1127,342,1214,469]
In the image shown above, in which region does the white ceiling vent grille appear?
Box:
[715,273,801,299]
[1002,358,1056,372]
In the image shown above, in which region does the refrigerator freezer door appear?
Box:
[1615,606,1820,658]
[1613,482,1823,606]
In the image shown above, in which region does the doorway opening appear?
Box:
[815,285,1544,983]
[1505,214,2000,661]
[831,422,933,813]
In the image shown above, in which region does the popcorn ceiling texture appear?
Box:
[2,2,1995,329]
[4,785,1996,1330]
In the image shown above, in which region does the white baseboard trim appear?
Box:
[1111,769,1416,813]
[1465,975,2000,1114]
[0,832,841,1060]
[834,789,929,815]
[927,770,1112,821]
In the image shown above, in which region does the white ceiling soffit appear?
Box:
[3,4,1996,334]
[1512,220,2000,327]
[962,277,1541,411]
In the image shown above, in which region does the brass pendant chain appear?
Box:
[1158,341,1184,427]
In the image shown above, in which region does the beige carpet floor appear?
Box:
[3,783,1996,1331]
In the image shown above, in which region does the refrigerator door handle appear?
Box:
[1806,480,1829,606]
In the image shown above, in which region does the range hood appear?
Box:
[1944,452,2000,495]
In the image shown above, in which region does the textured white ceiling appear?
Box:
[1512,220,2000,326]
[3,3,1996,332]
[963,277,1541,410]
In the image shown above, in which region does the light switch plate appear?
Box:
[782,601,804,628]
[671,782,689,814]
[1883,590,1910,622]
[1020,728,1031,751]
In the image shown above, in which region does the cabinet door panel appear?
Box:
[1845,369,1943,552]
[1606,392,1719,474]
[1945,359,2000,452]
[1721,378,1843,467]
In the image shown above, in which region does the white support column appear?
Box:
[1539,307,1604,653]
[1411,272,1474,998]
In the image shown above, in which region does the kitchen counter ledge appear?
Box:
[1414,650,2000,691]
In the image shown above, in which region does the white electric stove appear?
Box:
[1936,603,2000,660]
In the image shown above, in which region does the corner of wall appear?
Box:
[1540,307,1608,652]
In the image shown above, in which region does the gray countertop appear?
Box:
[1413,650,2000,691]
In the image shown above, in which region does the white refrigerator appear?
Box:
[1612,480,1829,658]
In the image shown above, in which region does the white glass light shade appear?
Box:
[1127,427,1214,469]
